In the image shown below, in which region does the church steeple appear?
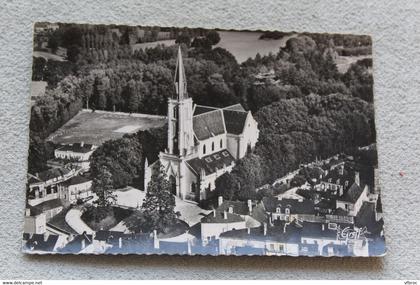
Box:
[174,46,187,100]
[167,46,194,157]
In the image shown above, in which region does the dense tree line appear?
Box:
[215,93,375,201]
[29,25,376,198]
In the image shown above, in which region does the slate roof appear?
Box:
[24,234,59,252]
[192,104,249,137]
[59,233,93,253]
[223,104,246,112]
[223,109,248,135]
[32,198,64,212]
[262,197,316,215]
[339,182,365,203]
[57,143,95,153]
[186,149,235,176]
[29,167,72,184]
[193,105,217,115]
[61,175,91,187]
[219,223,301,243]
[95,230,125,241]
[193,109,225,140]
[201,211,244,224]
[217,201,250,216]
[300,222,338,239]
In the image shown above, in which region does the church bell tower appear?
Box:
[167,46,194,157]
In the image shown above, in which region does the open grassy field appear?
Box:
[47,109,166,145]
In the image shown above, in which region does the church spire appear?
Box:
[174,46,187,100]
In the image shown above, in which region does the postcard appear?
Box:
[23,22,385,256]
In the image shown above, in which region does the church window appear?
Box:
[211,142,215,151]
[220,139,223,148]
[203,144,206,154]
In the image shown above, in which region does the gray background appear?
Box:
[1,0,419,279]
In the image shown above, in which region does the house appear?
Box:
[145,47,259,201]
[27,167,75,206]
[215,196,264,228]
[23,207,46,234]
[58,175,92,203]
[54,142,97,171]
[218,222,301,256]
[30,198,65,221]
[316,163,354,197]
[299,221,369,257]
[336,172,369,216]
[22,233,67,253]
[262,196,316,223]
[200,210,246,246]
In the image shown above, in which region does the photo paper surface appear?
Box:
[23,22,385,256]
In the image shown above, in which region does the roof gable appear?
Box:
[223,110,248,135]
[193,109,225,140]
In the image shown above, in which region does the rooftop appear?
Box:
[223,109,248,135]
[28,167,72,184]
[339,182,365,203]
[32,199,64,212]
[262,197,316,215]
[186,149,235,176]
[57,142,95,153]
[220,223,301,243]
[201,211,244,224]
[193,109,225,140]
[23,233,59,252]
[61,175,91,186]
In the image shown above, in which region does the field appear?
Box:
[47,109,166,145]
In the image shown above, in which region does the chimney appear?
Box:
[153,230,159,249]
[247,227,251,235]
[223,211,228,220]
[213,210,216,217]
[218,196,223,207]
[118,237,122,249]
[43,232,49,242]
[228,206,234,214]
[247,199,252,213]
[298,197,303,202]
[187,239,192,255]
[80,141,84,147]
[268,215,272,226]
[355,171,360,186]
[322,224,325,231]
[25,208,31,217]
[263,223,267,236]
[81,238,86,249]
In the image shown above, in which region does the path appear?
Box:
[65,207,94,235]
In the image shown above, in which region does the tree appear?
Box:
[175,33,191,47]
[125,161,178,233]
[206,30,221,45]
[92,165,116,208]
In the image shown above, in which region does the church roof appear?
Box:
[339,182,365,203]
[223,109,248,135]
[193,105,217,115]
[193,109,225,140]
[186,149,235,176]
[223,104,246,112]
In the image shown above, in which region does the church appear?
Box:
[144,47,259,201]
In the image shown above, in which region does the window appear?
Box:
[222,151,229,157]
[328,223,337,230]
[203,144,206,154]
[285,208,290,215]
[205,157,213,163]
[214,154,221,160]
[276,207,281,213]
[212,142,215,151]
[220,139,223,148]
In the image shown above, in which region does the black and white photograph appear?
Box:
[23,22,385,257]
